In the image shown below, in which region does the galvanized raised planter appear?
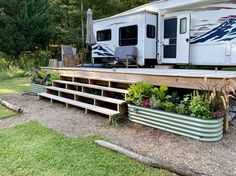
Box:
[30,83,45,94]
[128,104,223,142]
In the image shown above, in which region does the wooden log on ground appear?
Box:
[0,99,23,113]
[95,140,205,176]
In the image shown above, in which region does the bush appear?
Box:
[31,69,59,86]
[189,91,212,119]
[126,80,236,120]
[20,50,53,70]
[125,82,153,106]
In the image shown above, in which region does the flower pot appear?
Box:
[30,83,45,94]
[128,104,223,142]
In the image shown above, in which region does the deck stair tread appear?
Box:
[38,93,119,116]
[60,75,136,84]
[54,80,128,94]
[46,86,126,104]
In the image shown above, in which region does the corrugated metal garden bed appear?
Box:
[128,104,223,142]
[30,83,45,94]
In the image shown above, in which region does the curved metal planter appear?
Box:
[30,83,45,94]
[128,104,223,142]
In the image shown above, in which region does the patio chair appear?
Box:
[61,45,79,67]
[113,46,138,68]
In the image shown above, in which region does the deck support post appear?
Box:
[224,112,229,133]
[85,109,88,114]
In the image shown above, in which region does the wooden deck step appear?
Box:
[46,86,126,105]
[38,93,119,117]
[60,75,136,84]
[53,80,128,94]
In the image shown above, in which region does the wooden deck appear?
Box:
[42,67,236,90]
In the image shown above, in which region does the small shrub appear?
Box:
[162,101,175,112]
[108,115,125,127]
[175,95,191,115]
[31,69,59,86]
[125,82,153,106]
[189,91,212,119]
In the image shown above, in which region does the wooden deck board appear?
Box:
[38,92,119,116]
[46,86,126,105]
[53,80,128,94]
[42,67,236,90]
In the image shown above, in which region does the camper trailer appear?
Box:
[92,0,236,66]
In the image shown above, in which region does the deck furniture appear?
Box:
[61,45,79,67]
[113,46,138,68]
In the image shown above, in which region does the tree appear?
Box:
[0,0,53,63]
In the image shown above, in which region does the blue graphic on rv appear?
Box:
[191,18,236,44]
[92,44,114,57]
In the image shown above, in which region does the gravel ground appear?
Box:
[0,94,236,176]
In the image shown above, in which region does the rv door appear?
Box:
[177,14,190,64]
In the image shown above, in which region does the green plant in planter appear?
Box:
[150,85,171,110]
[30,69,59,86]
[189,91,212,119]
[44,73,60,86]
[152,85,171,102]
[163,101,175,112]
[125,82,153,106]
[175,95,191,115]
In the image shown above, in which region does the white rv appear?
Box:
[92,0,236,66]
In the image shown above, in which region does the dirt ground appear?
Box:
[0,94,236,176]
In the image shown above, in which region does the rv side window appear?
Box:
[119,25,138,46]
[180,18,187,34]
[97,29,111,41]
[147,25,155,39]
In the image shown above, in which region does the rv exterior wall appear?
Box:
[93,0,236,66]
[93,11,147,65]
[188,4,236,65]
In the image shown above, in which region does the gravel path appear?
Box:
[0,94,236,176]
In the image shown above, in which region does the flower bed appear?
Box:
[126,80,235,141]
[128,104,223,142]
[30,69,59,94]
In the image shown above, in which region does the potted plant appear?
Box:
[126,80,235,142]
[30,70,59,94]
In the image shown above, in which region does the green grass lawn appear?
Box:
[0,121,175,176]
[0,105,17,119]
[0,77,29,94]
[0,70,30,94]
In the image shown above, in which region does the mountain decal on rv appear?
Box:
[92,44,113,57]
[191,18,236,44]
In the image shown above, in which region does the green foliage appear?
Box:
[163,102,175,112]
[189,91,212,119]
[152,85,171,102]
[0,0,53,62]
[0,74,29,94]
[126,82,228,119]
[125,82,153,106]
[31,69,59,86]
[0,67,26,81]
[175,95,191,115]
[0,121,174,176]
[20,50,53,70]
[108,114,125,127]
